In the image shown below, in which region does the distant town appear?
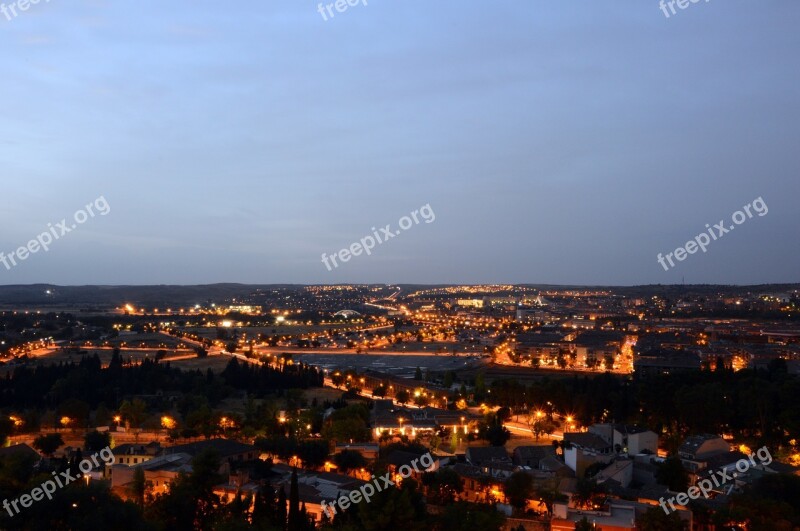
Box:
[0,283,798,530]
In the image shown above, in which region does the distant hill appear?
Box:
[0,283,796,308]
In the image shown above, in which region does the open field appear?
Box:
[167,355,235,372]
[458,362,622,383]
[290,353,487,379]
[0,348,228,376]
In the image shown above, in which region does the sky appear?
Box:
[0,0,798,286]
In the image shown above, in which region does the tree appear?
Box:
[252,486,282,530]
[323,416,370,443]
[330,372,345,388]
[504,471,534,510]
[288,468,302,531]
[119,398,148,432]
[130,466,149,509]
[0,451,37,492]
[356,479,426,531]
[94,403,112,427]
[637,506,688,530]
[535,485,568,514]
[475,372,486,397]
[396,390,411,405]
[33,433,64,456]
[414,367,423,380]
[4,480,148,530]
[277,487,287,529]
[481,415,510,447]
[297,440,329,469]
[333,450,367,473]
[0,417,12,448]
[656,456,689,492]
[430,434,442,452]
[572,479,605,510]
[84,430,111,453]
[146,448,224,529]
[422,468,463,504]
[711,473,800,529]
[59,398,91,428]
[435,501,505,531]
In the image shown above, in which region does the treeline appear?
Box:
[486,359,800,449]
[0,354,323,412]
[221,359,323,396]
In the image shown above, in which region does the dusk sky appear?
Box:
[1,0,798,286]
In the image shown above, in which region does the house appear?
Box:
[461,447,515,482]
[631,455,661,487]
[513,445,556,469]
[371,402,479,439]
[691,450,751,491]
[563,432,615,477]
[593,459,634,489]
[108,438,260,496]
[159,438,259,463]
[334,443,379,461]
[386,450,438,483]
[634,349,703,375]
[270,463,368,524]
[111,442,161,466]
[109,452,194,496]
[679,434,729,461]
[0,443,41,464]
[678,434,730,475]
[466,446,512,467]
[588,424,658,455]
[551,501,637,531]
[539,455,574,477]
[551,499,692,531]
[452,463,507,503]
